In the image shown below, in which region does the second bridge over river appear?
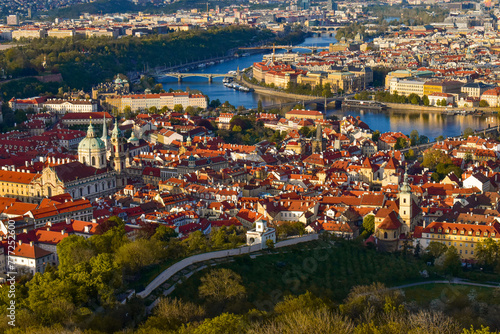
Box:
[154,72,238,83]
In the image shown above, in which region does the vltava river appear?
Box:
[159,35,499,139]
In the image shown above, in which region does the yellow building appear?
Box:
[0,170,39,203]
[296,72,325,89]
[419,221,500,260]
[384,70,415,88]
[12,29,46,39]
[423,80,463,96]
[325,71,363,93]
[285,109,324,120]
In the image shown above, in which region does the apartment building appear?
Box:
[389,78,426,97]
[417,221,500,260]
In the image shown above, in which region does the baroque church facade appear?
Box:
[33,118,128,201]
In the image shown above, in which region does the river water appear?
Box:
[159,35,499,139]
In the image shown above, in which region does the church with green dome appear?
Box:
[33,116,129,202]
[78,121,108,169]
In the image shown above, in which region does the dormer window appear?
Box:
[460,230,465,235]
[484,232,488,237]
[438,228,442,233]
[476,231,480,236]
[468,231,473,235]
[430,228,434,232]
[453,229,457,234]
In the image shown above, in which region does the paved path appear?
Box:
[136,234,319,299]
[390,278,500,291]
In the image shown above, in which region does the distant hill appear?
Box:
[44,0,230,19]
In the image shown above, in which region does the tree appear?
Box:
[192,313,246,334]
[434,246,461,275]
[410,96,419,105]
[257,99,263,113]
[421,241,448,264]
[405,149,416,161]
[409,129,419,146]
[372,130,381,142]
[152,83,164,94]
[418,135,429,145]
[183,230,210,253]
[173,104,183,113]
[153,225,177,242]
[142,297,205,331]
[265,239,275,250]
[422,149,452,170]
[435,135,444,142]
[475,238,500,273]
[185,106,197,116]
[199,269,246,312]
[299,126,310,137]
[123,105,132,118]
[209,99,221,109]
[422,95,429,106]
[57,235,95,276]
[232,125,242,132]
[340,282,404,319]
[394,137,407,150]
[210,226,229,249]
[463,127,474,138]
[274,291,329,316]
[115,238,166,273]
[362,215,375,234]
[479,100,490,107]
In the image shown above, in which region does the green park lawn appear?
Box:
[170,240,428,305]
[403,283,500,307]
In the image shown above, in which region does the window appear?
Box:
[384,232,388,239]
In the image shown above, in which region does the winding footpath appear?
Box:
[389,278,500,290]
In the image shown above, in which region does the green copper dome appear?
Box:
[78,136,106,150]
[78,122,106,151]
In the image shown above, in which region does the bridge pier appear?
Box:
[208,75,213,83]
[178,75,182,83]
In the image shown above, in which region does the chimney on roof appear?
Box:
[61,229,66,235]
[18,240,22,246]
[29,241,34,247]
[66,217,71,224]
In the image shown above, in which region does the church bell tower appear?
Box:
[111,119,127,188]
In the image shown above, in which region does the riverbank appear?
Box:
[384,102,499,114]
[237,78,322,101]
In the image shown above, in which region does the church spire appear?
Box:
[112,118,120,138]
[101,114,108,141]
[86,118,95,138]
[316,124,322,141]
[400,165,411,193]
